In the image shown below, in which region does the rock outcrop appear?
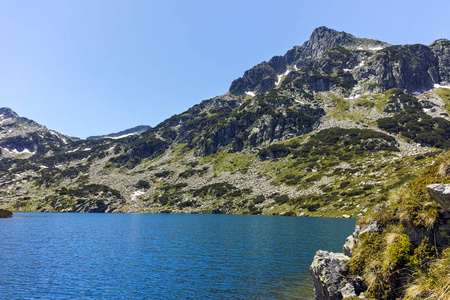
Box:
[427,183,450,211]
[311,218,380,299]
[0,208,13,218]
[343,219,381,256]
[310,250,365,300]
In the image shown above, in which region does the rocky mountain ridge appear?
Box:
[86,125,151,140]
[0,27,449,217]
[0,107,73,160]
[230,27,449,97]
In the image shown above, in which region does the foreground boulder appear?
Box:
[310,250,365,299]
[427,184,450,211]
[0,208,13,218]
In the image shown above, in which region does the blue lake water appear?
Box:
[0,213,356,299]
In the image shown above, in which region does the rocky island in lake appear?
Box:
[0,208,13,218]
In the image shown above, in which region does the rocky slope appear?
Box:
[0,27,449,217]
[0,107,73,160]
[311,152,450,299]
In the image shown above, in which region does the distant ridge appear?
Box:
[86,125,151,140]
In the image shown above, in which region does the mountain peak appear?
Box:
[229,27,390,96]
[309,26,348,41]
[0,107,19,120]
[304,27,389,57]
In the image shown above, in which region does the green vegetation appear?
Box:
[345,151,450,299]
[436,87,450,111]
[135,180,150,189]
[378,112,450,148]
[108,136,169,169]
[179,167,208,178]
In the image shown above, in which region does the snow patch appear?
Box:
[2,148,35,155]
[343,68,351,72]
[356,61,366,68]
[131,190,145,201]
[344,95,361,100]
[294,99,305,105]
[67,147,80,153]
[245,91,256,97]
[83,148,91,151]
[357,46,384,51]
[434,84,450,89]
[275,69,291,86]
[109,133,138,139]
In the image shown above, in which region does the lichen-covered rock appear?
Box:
[310,250,364,300]
[427,183,450,211]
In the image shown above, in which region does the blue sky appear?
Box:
[0,0,449,138]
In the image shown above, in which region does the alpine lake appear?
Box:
[1,213,356,299]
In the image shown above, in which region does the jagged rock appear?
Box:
[427,184,450,211]
[0,208,13,218]
[310,250,364,300]
[356,44,440,93]
[430,39,450,85]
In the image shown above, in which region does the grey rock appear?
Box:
[355,44,440,93]
[311,250,365,300]
[430,39,450,85]
[427,184,450,211]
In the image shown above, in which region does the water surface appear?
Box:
[0,213,356,299]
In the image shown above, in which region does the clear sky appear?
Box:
[0,0,449,138]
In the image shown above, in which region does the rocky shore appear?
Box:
[311,183,450,299]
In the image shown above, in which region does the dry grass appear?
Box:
[437,152,450,177]
[405,248,450,299]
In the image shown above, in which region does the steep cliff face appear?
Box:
[430,39,450,85]
[355,44,440,93]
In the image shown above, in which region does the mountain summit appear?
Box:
[0,107,72,159]
[229,26,448,96]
